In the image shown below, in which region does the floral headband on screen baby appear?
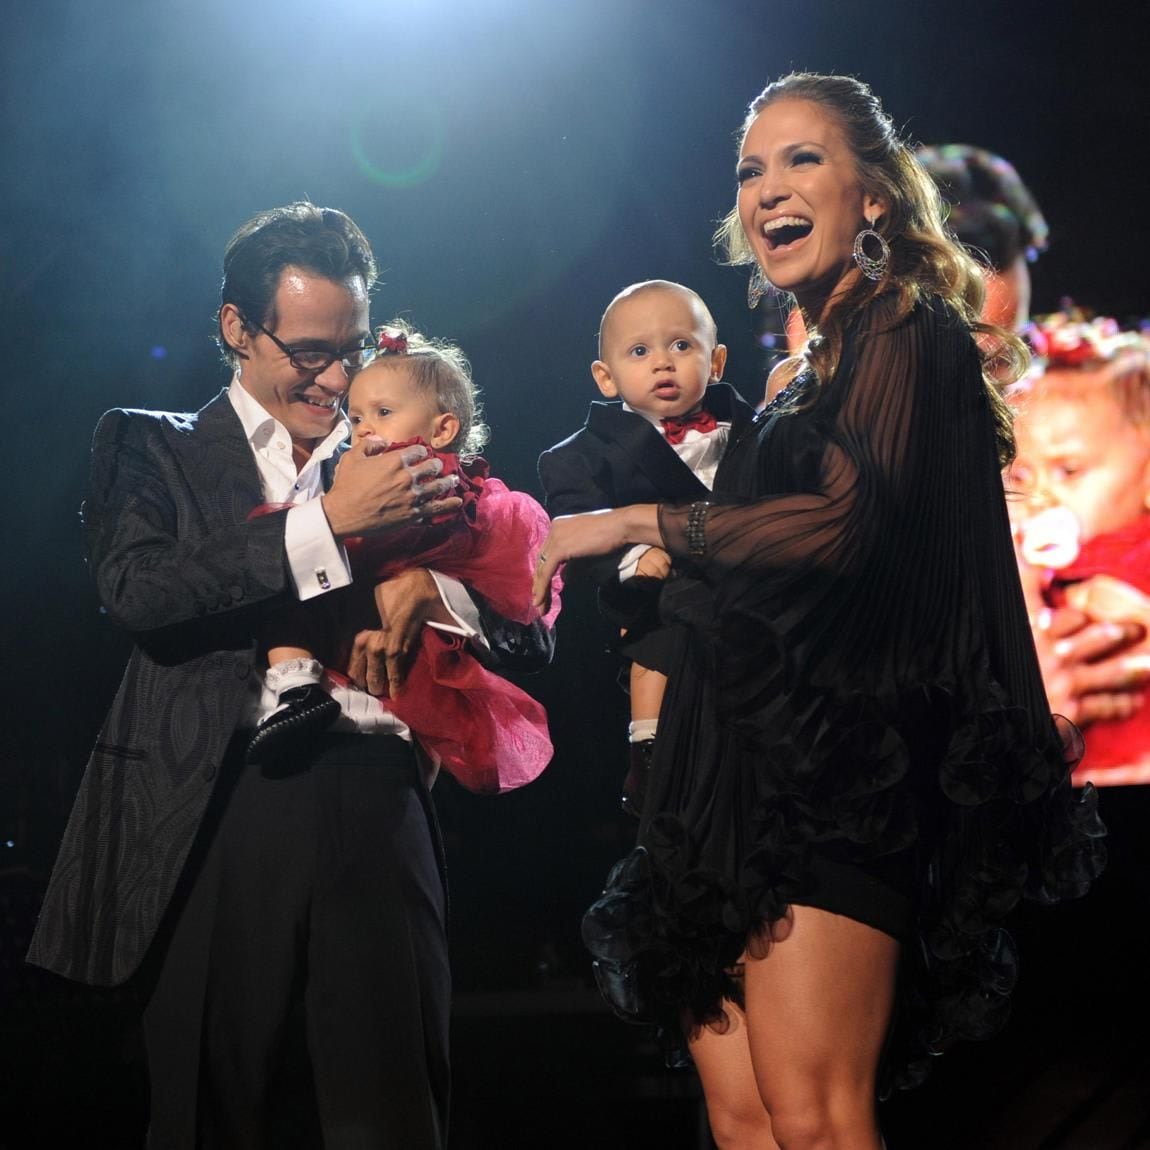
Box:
[1023,311,1148,374]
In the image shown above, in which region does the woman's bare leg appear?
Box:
[743,905,898,1150]
[690,1002,780,1150]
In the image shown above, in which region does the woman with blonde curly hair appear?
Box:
[534,73,1103,1149]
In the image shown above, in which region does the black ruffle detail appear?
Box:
[582,685,1106,1096]
[757,691,920,859]
[883,699,1105,1095]
[581,818,757,1033]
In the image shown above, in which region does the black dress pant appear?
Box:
[140,733,449,1149]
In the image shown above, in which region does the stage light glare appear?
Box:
[350,103,445,189]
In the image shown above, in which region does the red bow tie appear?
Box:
[661,409,718,445]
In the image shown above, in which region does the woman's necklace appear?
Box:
[758,367,813,418]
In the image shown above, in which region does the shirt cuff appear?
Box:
[427,570,490,652]
[285,499,352,600]
[617,544,653,582]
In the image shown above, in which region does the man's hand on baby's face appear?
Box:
[323,440,461,538]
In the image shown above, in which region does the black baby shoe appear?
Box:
[620,738,656,819]
[246,684,341,765]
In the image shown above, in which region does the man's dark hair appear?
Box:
[216,202,377,366]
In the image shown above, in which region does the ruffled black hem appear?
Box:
[581,689,1106,1096]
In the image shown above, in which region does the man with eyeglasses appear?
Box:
[27,202,551,1148]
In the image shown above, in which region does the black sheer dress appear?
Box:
[582,294,1105,1094]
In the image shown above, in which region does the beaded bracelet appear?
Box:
[686,501,710,557]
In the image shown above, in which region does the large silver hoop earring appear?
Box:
[852,217,890,281]
[747,264,769,309]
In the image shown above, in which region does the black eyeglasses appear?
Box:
[242,314,375,374]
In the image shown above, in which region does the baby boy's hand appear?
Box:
[635,546,672,580]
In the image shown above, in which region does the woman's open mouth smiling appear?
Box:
[762,215,813,251]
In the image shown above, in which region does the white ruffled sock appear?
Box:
[265,658,324,708]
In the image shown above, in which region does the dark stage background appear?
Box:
[3,1,1148,1147]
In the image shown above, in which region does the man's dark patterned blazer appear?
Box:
[27,390,551,986]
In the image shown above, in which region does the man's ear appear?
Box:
[710,343,728,382]
[591,360,619,398]
[429,411,461,450]
[219,303,252,360]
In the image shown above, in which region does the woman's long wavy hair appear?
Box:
[715,73,1026,465]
